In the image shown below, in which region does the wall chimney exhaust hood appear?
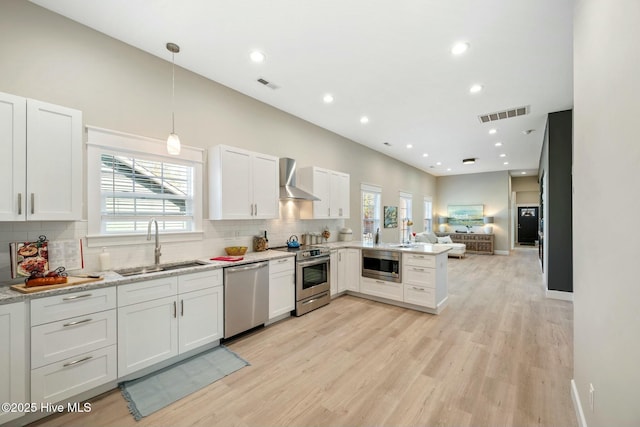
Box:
[279,158,320,201]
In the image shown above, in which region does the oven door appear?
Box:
[296,256,330,301]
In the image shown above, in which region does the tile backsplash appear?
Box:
[0,217,345,284]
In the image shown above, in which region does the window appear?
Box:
[86,127,203,246]
[361,184,381,241]
[424,197,433,232]
[100,154,194,234]
[399,192,412,242]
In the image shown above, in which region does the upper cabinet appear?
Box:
[298,166,350,219]
[208,145,279,220]
[0,92,82,221]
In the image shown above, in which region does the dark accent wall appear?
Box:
[539,109,573,293]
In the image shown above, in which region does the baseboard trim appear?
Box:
[494,250,509,255]
[571,379,588,427]
[546,289,574,301]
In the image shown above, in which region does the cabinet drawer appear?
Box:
[31,345,117,403]
[118,276,178,307]
[360,277,403,302]
[404,284,435,308]
[269,257,295,275]
[31,287,116,326]
[178,269,222,294]
[31,309,116,369]
[403,266,435,288]
[403,254,435,268]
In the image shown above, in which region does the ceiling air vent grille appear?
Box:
[478,105,529,123]
[257,77,279,90]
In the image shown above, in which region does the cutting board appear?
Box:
[10,276,103,294]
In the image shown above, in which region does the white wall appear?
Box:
[435,171,510,253]
[573,0,640,425]
[0,1,436,277]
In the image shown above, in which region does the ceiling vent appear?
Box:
[257,77,279,90]
[478,105,529,123]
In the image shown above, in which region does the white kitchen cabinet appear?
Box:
[118,270,223,376]
[330,250,338,296]
[209,144,279,220]
[360,276,403,302]
[0,302,26,425]
[298,166,350,219]
[269,257,295,319]
[334,248,360,293]
[0,91,82,221]
[402,252,448,310]
[30,289,117,405]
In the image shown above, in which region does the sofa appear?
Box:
[415,232,466,258]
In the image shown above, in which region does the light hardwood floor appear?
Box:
[32,248,576,427]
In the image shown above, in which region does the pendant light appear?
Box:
[166,42,181,155]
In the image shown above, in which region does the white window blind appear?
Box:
[100,154,194,234]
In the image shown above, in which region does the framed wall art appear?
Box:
[447,204,484,226]
[384,206,398,228]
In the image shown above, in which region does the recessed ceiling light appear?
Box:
[447,168,452,171]
[499,153,507,158]
[323,94,334,103]
[469,84,483,93]
[521,171,527,175]
[494,142,502,147]
[422,153,429,158]
[451,42,470,55]
[462,158,476,165]
[489,129,497,135]
[503,161,509,165]
[249,50,266,63]
[360,116,369,124]
[436,161,442,166]
[406,144,413,149]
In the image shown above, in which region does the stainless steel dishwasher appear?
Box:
[223,261,269,338]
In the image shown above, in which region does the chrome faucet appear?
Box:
[147,218,161,265]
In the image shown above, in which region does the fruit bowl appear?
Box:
[224,246,248,256]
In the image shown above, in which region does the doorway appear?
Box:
[517,206,539,245]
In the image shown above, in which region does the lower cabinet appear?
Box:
[29,288,117,404]
[334,248,360,294]
[402,253,447,310]
[269,257,295,319]
[360,277,403,302]
[0,302,26,425]
[118,270,223,377]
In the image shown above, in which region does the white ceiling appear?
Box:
[31,0,573,177]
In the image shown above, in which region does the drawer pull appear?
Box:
[278,258,289,263]
[63,293,92,301]
[63,318,92,327]
[412,286,426,291]
[376,280,386,284]
[412,268,425,272]
[63,355,93,368]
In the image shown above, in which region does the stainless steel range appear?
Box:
[272,245,331,316]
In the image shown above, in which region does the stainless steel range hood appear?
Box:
[279,158,320,201]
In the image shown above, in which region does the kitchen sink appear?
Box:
[115,260,208,277]
[389,243,418,248]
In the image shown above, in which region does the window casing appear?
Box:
[424,197,433,233]
[399,192,412,242]
[86,127,203,247]
[361,184,381,241]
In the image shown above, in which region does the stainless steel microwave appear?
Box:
[361,249,401,283]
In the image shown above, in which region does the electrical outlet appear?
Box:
[589,383,595,412]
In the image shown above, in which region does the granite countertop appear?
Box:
[0,250,294,306]
[324,241,452,255]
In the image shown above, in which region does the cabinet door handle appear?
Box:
[63,293,92,301]
[173,301,177,318]
[63,318,92,327]
[63,355,93,368]
[328,208,331,216]
[181,299,184,316]
[30,193,35,214]
[18,193,22,215]
[255,204,258,216]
